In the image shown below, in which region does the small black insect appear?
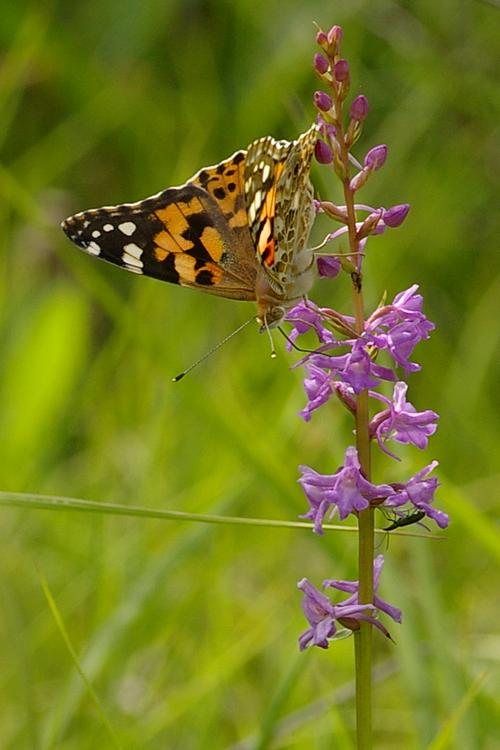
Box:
[383,510,426,531]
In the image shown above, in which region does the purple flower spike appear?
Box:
[299,446,395,531]
[297,578,374,650]
[314,90,333,112]
[315,139,333,164]
[350,95,369,121]
[370,381,439,457]
[317,255,341,278]
[334,59,350,82]
[383,204,410,228]
[364,144,387,171]
[314,53,329,75]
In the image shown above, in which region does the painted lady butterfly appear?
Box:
[62,125,318,329]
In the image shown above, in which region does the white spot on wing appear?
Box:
[248,190,263,224]
[118,221,136,236]
[262,164,271,182]
[103,224,114,232]
[92,230,101,238]
[123,243,142,260]
[86,241,101,256]
[122,243,143,269]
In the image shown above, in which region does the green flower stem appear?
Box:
[352,311,374,750]
[336,111,374,749]
[355,498,374,749]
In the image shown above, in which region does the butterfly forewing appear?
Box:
[62,125,318,322]
[62,180,257,298]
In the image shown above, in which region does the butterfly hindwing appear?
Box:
[244,126,317,293]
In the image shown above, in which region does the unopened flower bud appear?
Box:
[315,139,333,165]
[327,25,343,47]
[317,255,341,278]
[350,95,369,121]
[313,90,333,112]
[364,144,387,171]
[334,59,350,82]
[382,204,410,228]
[316,30,329,49]
[314,53,329,75]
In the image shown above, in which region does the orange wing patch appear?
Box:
[153,194,226,266]
[174,253,224,286]
[192,151,248,231]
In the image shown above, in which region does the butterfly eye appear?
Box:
[257,305,286,331]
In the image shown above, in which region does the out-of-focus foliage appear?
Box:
[0,1,499,748]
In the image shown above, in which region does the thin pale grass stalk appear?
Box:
[0,491,442,539]
[38,570,123,750]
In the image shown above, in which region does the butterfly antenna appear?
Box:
[172,317,254,382]
[262,316,277,359]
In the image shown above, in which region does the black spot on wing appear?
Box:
[181,210,216,266]
[195,269,214,285]
[197,170,210,187]
[261,246,272,265]
[182,209,215,235]
[143,249,181,284]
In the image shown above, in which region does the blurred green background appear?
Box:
[1,1,499,748]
